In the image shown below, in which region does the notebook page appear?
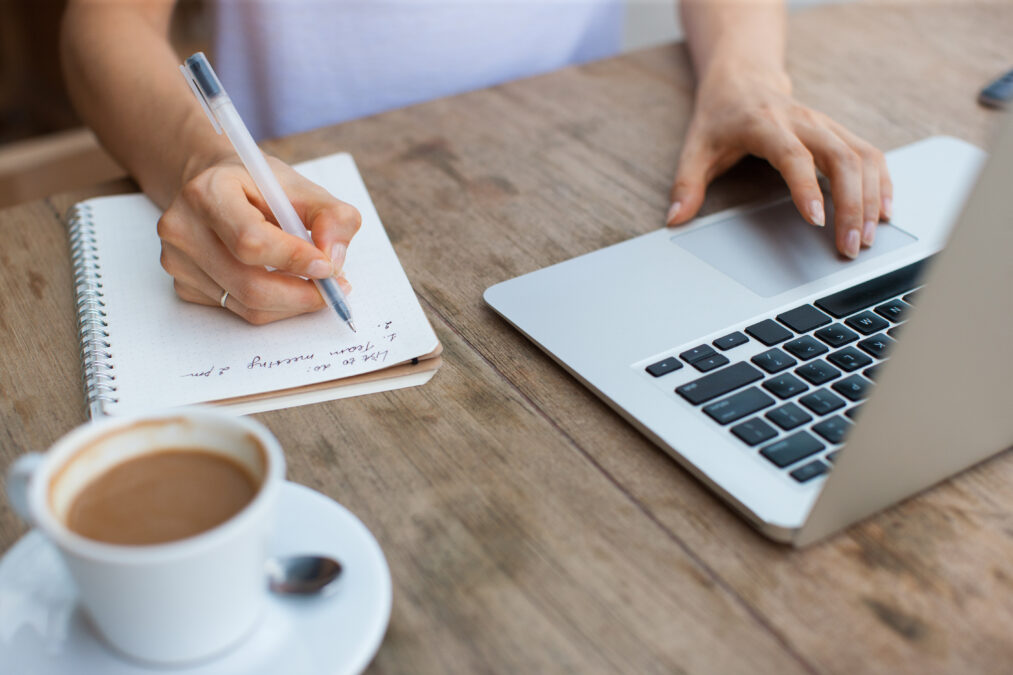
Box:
[83,153,439,416]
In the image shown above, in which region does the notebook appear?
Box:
[68,152,442,418]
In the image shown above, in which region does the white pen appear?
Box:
[180,52,356,332]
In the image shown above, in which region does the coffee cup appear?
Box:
[4,408,285,665]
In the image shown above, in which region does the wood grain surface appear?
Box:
[5,3,1012,673]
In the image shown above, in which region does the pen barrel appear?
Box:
[316,278,353,322]
[212,101,314,246]
[208,96,355,326]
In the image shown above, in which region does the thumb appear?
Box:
[667,143,713,226]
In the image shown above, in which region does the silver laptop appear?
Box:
[484,115,1013,546]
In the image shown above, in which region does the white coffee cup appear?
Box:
[4,408,285,665]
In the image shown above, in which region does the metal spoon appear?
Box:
[266,555,343,595]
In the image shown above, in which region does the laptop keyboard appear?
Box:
[644,258,931,484]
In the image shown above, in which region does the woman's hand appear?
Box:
[666,65,892,259]
[156,155,361,324]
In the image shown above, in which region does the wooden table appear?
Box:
[2,3,1011,672]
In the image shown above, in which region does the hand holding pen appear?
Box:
[156,53,361,327]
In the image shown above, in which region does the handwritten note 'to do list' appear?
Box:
[182,321,401,381]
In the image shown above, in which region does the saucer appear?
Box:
[0,481,392,675]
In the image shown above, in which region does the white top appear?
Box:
[212,0,623,139]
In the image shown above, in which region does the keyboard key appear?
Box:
[713,332,748,351]
[826,450,840,463]
[814,323,859,347]
[777,305,832,333]
[827,346,873,372]
[902,290,919,304]
[845,311,890,335]
[887,326,902,339]
[815,258,931,318]
[646,357,683,377]
[790,460,829,483]
[783,335,829,361]
[680,344,717,364]
[762,373,808,399]
[799,389,846,415]
[766,402,813,430]
[812,415,853,444]
[832,374,873,401]
[874,298,910,322]
[857,333,894,358]
[845,405,863,420]
[760,431,825,468]
[703,387,775,425]
[730,418,778,446]
[794,360,841,385]
[693,353,730,373]
[676,362,764,405]
[751,348,797,374]
[745,319,793,346]
[864,365,881,381]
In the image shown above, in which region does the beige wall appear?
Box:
[622,0,847,52]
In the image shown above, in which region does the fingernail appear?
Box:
[862,220,876,246]
[882,197,893,220]
[330,243,347,273]
[809,200,825,227]
[666,201,681,225]
[306,259,333,279]
[844,229,861,259]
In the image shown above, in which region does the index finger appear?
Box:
[294,186,362,273]
[244,165,363,273]
[743,125,827,228]
[827,119,894,221]
[198,172,335,279]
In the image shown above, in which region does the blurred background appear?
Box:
[0,0,835,208]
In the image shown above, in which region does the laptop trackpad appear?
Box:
[672,198,918,297]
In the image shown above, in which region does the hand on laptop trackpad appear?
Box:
[671,198,918,298]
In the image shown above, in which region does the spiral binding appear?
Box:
[67,204,117,417]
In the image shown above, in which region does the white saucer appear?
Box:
[0,481,392,675]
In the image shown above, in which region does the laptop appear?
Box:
[484,115,1013,546]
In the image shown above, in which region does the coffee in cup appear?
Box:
[65,448,259,546]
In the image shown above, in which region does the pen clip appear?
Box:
[179,65,223,135]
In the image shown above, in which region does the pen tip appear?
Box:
[347,320,357,333]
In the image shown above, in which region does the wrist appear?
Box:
[700,57,792,98]
[175,107,238,185]
[180,145,236,184]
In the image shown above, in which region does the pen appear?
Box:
[180,52,356,332]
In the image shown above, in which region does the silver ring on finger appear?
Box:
[219,289,230,308]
